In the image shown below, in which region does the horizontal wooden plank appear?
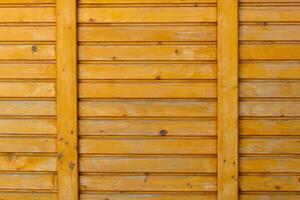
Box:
[79,45,216,61]
[0,82,55,98]
[240,157,300,173]
[79,82,217,98]
[80,138,217,154]
[241,0,300,2]
[0,155,56,171]
[0,174,56,190]
[79,63,217,80]
[240,139,300,154]
[240,100,300,117]
[80,175,217,191]
[0,192,57,200]
[0,119,56,135]
[79,100,216,117]
[79,119,217,136]
[81,193,217,200]
[0,138,56,153]
[0,101,56,116]
[79,0,217,3]
[240,62,300,79]
[0,7,55,23]
[240,194,300,200]
[240,6,300,22]
[0,45,55,61]
[0,0,55,3]
[0,63,56,79]
[240,81,300,98]
[78,7,216,23]
[0,26,55,42]
[240,119,300,136]
[240,25,300,41]
[240,44,300,60]
[80,157,217,173]
[79,25,216,42]
[240,176,300,191]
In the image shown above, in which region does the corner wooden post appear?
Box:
[218,0,238,199]
[57,0,78,199]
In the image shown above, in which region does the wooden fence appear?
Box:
[0,0,299,199]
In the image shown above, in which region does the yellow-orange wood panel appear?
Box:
[78,7,217,23]
[238,1,300,199]
[80,175,217,191]
[79,63,217,80]
[0,192,57,200]
[1,0,298,199]
[79,100,217,117]
[79,119,217,136]
[0,1,59,199]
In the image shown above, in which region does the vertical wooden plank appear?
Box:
[57,0,78,200]
[218,0,238,199]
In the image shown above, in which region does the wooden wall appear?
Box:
[239,1,300,199]
[0,0,57,199]
[0,0,298,200]
[77,1,218,199]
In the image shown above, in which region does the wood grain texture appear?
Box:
[0,101,55,116]
[240,157,300,173]
[0,0,55,3]
[0,63,56,79]
[240,194,300,200]
[78,7,216,23]
[79,45,216,61]
[240,100,300,117]
[240,0,300,2]
[0,7,55,23]
[2,0,299,198]
[218,0,238,199]
[240,139,300,154]
[80,138,217,154]
[57,0,78,199]
[240,119,300,136]
[240,62,300,79]
[0,45,55,61]
[240,6,300,22]
[79,119,217,136]
[79,100,216,117]
[240,25,300,41]
[80,156,217,173]
[0,26,55,42]
[0,192,57,200]
[79,63,217,80]
[0,155,56,171]
[238,3,300,194]
[79,25,216,42]
[240,176,300,191]
[79,0,217,3]
[0,119,56,135]
[240,44,300,60]
[0,174,57,190]
[0,82,55,98]
[79,82,217,98]
[81,193,217,200]
[240,81,300,98]
[0,138,56,153]
[80,175,217,191]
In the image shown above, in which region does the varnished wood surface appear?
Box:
[0,0,299,199]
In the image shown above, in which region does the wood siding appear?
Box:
[0,1,58,200]
[239,1,300,200]
[0,0,298,200]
